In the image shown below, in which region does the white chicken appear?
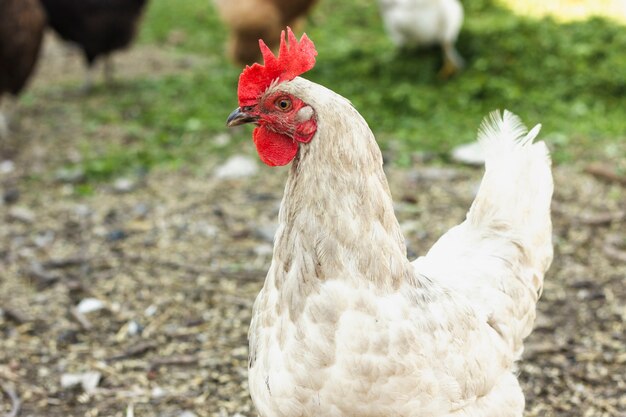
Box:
[378,0,464,77]
[227,29,553,417]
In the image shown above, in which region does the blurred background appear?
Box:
[1,0,625,416]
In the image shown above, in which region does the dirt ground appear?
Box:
[1,34,625,417]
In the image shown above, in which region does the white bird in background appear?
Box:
[378,0,465,77]
[227,29,554,417]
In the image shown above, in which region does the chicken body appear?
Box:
[378,0,464,76]
[215,0,317,65]
[38,0,148,88]
[246,77,553,417]
[0,0,46,137]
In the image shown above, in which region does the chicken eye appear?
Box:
[275,98,292,111]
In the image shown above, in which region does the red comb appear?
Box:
[237,27,317,107]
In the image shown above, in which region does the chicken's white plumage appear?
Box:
[414,110,553,358]
[247,78,553,417]
[379,0,462,46]
[378,0,465,76]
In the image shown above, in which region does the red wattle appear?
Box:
[253,126,299,166]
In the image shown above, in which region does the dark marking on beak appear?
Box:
[227,107,258,127]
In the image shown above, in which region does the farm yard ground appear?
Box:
[1,0,626,416]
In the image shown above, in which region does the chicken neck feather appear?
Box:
[266,77,418,316]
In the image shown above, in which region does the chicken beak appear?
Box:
[226,107,258,127]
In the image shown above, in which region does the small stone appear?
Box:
[109,302,121,314]
[178,411,198,417]
[55,167,85,183]
[34,231,55,248]
[113,178,136,193]
[8,206,36,223]
[28,262,60,288]
[73,204,92,218]
[151,386,166,399]
[144,305,158,317]
[57,329,80,346]
[451,142,485,166]
[106,229,128,242]
[127,320,143,337]
[249,192,276,202]
[76,298,106,314]
[3,188,19,204]
[255,223,278,243]
[0,160,15,174]
[214,155,258,179]
[132,203,150,218]
[253,244,273,257]
[61,371,101,393]
[192,221,218,238]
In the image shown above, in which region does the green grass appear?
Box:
[52,0,626,181]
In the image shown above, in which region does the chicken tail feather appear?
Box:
[468,110,554,296]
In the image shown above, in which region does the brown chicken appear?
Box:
[0,0,46,138]
[215,0,317,66]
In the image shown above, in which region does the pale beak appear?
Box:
[226,107,258,127]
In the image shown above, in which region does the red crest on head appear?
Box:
[237,27,317,107]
